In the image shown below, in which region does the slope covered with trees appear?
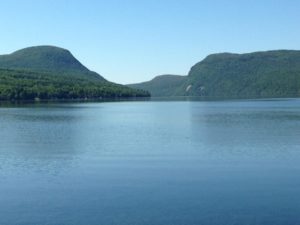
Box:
[0,69,149,100]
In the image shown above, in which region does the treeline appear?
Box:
[0,69,150,101]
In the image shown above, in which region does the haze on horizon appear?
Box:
[1,0,299,84]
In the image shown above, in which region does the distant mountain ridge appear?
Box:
[0,46,149,100]
[130,50,300,98]
[129,75,185,97]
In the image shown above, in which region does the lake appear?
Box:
[0,98,300,225]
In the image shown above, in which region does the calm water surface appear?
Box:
[0,99,300,225]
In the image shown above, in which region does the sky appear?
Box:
[0,0,300,84]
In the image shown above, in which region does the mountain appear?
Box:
[130,50,300,98]
[0,46,150,100]
[128,75,185,97]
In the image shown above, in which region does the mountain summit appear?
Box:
[0,45,104,80]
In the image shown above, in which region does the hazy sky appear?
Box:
[1,0,299,84]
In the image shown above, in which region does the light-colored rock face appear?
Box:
[186,85,192,92]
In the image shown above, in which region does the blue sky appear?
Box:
[1,0,299,84]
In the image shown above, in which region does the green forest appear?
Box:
[0,68,149,100]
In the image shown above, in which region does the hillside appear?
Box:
[129,75,185,97]
[130,50,300,98]
[0,46,150,100]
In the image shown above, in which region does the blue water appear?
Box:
[0,99,300,225]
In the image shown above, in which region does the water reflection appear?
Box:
[189,100,300,159]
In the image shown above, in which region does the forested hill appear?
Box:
[183,50,300,97]
[129,50,300,98]
[0,46,150,100]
